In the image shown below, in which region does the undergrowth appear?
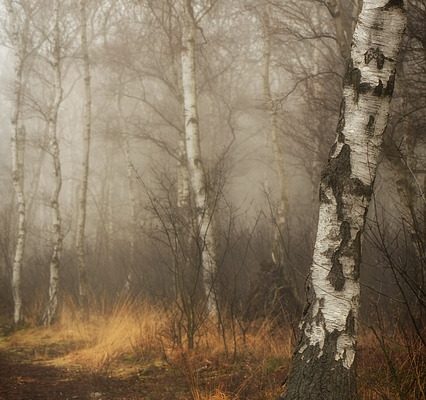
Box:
[0,298,424,400]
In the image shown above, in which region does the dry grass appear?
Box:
[0,301,424,400]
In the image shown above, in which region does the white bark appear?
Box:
[45,0,64,326]
[76,0,92,314]
[180,0,218,315]
[7,0,29,326]
[283,1,407,399]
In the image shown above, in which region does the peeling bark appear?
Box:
[281,2,406,399]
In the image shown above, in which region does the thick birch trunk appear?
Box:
[45,0,63,325]
[76,0,92,314]
[7,1,28,326]
[281,2,406,399]
[180,0,218,316]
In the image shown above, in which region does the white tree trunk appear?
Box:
[76,0,92,314]
[45,0,64,326]
[282,2,407,399]
[180,0,218,316]
[7,0,28,326]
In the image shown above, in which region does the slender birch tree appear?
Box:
[281,1,407,399]
[6,0,30,326]
[76,0,92,314]
[179,0,218,316]
[44,0,64,326]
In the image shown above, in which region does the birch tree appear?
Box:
[6,0,30,326]
[281,1,407,399]
[75,0,92,314]
[180,0,218,316]
[43,0,64,326]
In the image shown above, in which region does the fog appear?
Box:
[0,2,424,397]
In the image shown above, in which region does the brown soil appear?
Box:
[0,350,189,400]
[0,349,285,400]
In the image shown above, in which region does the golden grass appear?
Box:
[1,301,423,400]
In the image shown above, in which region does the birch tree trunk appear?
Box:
[180,0,218,316]
[281,2,406,399]
[7,0,29,326]
[45,0,64,326]
[76,0,92,315]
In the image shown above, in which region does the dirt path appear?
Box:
[0,350,188,400]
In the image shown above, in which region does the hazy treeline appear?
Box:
[0,0,424,345]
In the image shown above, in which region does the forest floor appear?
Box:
[0,337,285,400]
[0,302,423,400]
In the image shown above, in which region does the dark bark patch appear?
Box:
[383,0,404,10]
[366,115,376,135]
[321,144,351,220]
[351,69,362,102]
[359,82,374,94]
[336,99,346,142]
[328,254,345,291]
[319,186,331,204]
[373,80,384,96]
[346,310,356,336]
[352,231,362,279]
[344,61,362,103]
[282,328,357,400]
[384,70,396,96]
[340,221,351,246]
[350,178,372,198]
[344,58,354,86]
[364,47,385,69]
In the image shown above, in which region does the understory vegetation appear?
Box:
[0,298,424,400]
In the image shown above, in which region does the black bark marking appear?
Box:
[346,310,356,336]
[340,221,351,245]
[319,186,331,204]
[352,69,361,102]
[373,80,384,96]
[187,117,197,126]
[366,115,375,135]
[364,47,386,69]
[328,221,350,291]
[329,254,345,291]
[383,0,404,10]
[352,231,362,280]
[321,144,351,220]
[344,60,362,103]
[336,99,346,142]
[384,70,396,96]
[359,82,374,94]
[351,178,373,198]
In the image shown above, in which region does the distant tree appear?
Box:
[75,0,92,315]
[280,1,407,399]
[5,0,31,326]
[179,0,219,316]
[44,0,64,326]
